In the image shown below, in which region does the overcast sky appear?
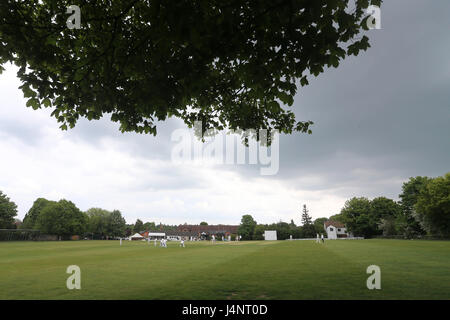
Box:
[1,0,449,225]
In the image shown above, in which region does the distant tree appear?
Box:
[370,197,402,236]
[300,224,317,238]
[273,221,291,240]
[0,191,18,229]
[0,0,380,139]
[288,219,301,239]
[143,221,156,232]
[378,217,397,236]
[86,208,110,239]
[351,213,376,238]
[36,200,87,238]
[238,215,257,240]
[22,198,54,229]
[313,217,328,235]
[415,173,450,237]
[370,197,402,221]
[133,219,144,233]
[253,224,267,240]
[301,205,312,225]
[125,224,134,237]
[200,221,208,225]
[398,176,430,237]
[329,213,345,222]
[340,197,376,238]
[158,224,178,232]
[107,210,126,237]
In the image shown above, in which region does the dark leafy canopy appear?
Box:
[397,176,430,236]
[238,214,257,240]
[35,199,88,237]
[86,208,126,238]
[22,198,53,229]
[0,191,18,229]
[340,197,376,238]
[133,218,144,233]
[0,0,381,139]
[340,196,403,238]
[313,217,327,234]
[109,210,127,237]
[415,173,450,237]
[301,204,312,225]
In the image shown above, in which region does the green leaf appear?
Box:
[300,76,309,87]
[42,98,51,107]
[26,98,40,110]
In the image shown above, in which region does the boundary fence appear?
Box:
[0,229,61,241]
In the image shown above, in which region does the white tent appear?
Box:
[130,233,144,240]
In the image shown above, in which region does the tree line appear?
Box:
[332,173,450,238]
[237,173,450,239]
[21,199,128,239]
[0,194,181,239]
[237,205,327,241]
[0,173,448,239]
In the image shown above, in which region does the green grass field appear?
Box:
[0,239,449,300]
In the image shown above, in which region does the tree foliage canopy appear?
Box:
[133,218,144,233]
[22,198,53,229]
[397,176,430,236]
[0,191,17,229]
[86,208,126,238]
[415,173,450,237]
[0,0,381,138]
[313,217,327,234]
[301,204,312,225]
[238,214,257,240]
[340,197,377,237]
[35,199,88,236]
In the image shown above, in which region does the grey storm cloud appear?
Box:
[74,0,450,200]
[203,0,450,202]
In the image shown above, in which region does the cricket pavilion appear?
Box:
[138,224,239,241]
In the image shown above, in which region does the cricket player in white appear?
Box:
[180,240,185,247]
[316,234,320,243]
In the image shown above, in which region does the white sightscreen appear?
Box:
[264,230,277,241]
